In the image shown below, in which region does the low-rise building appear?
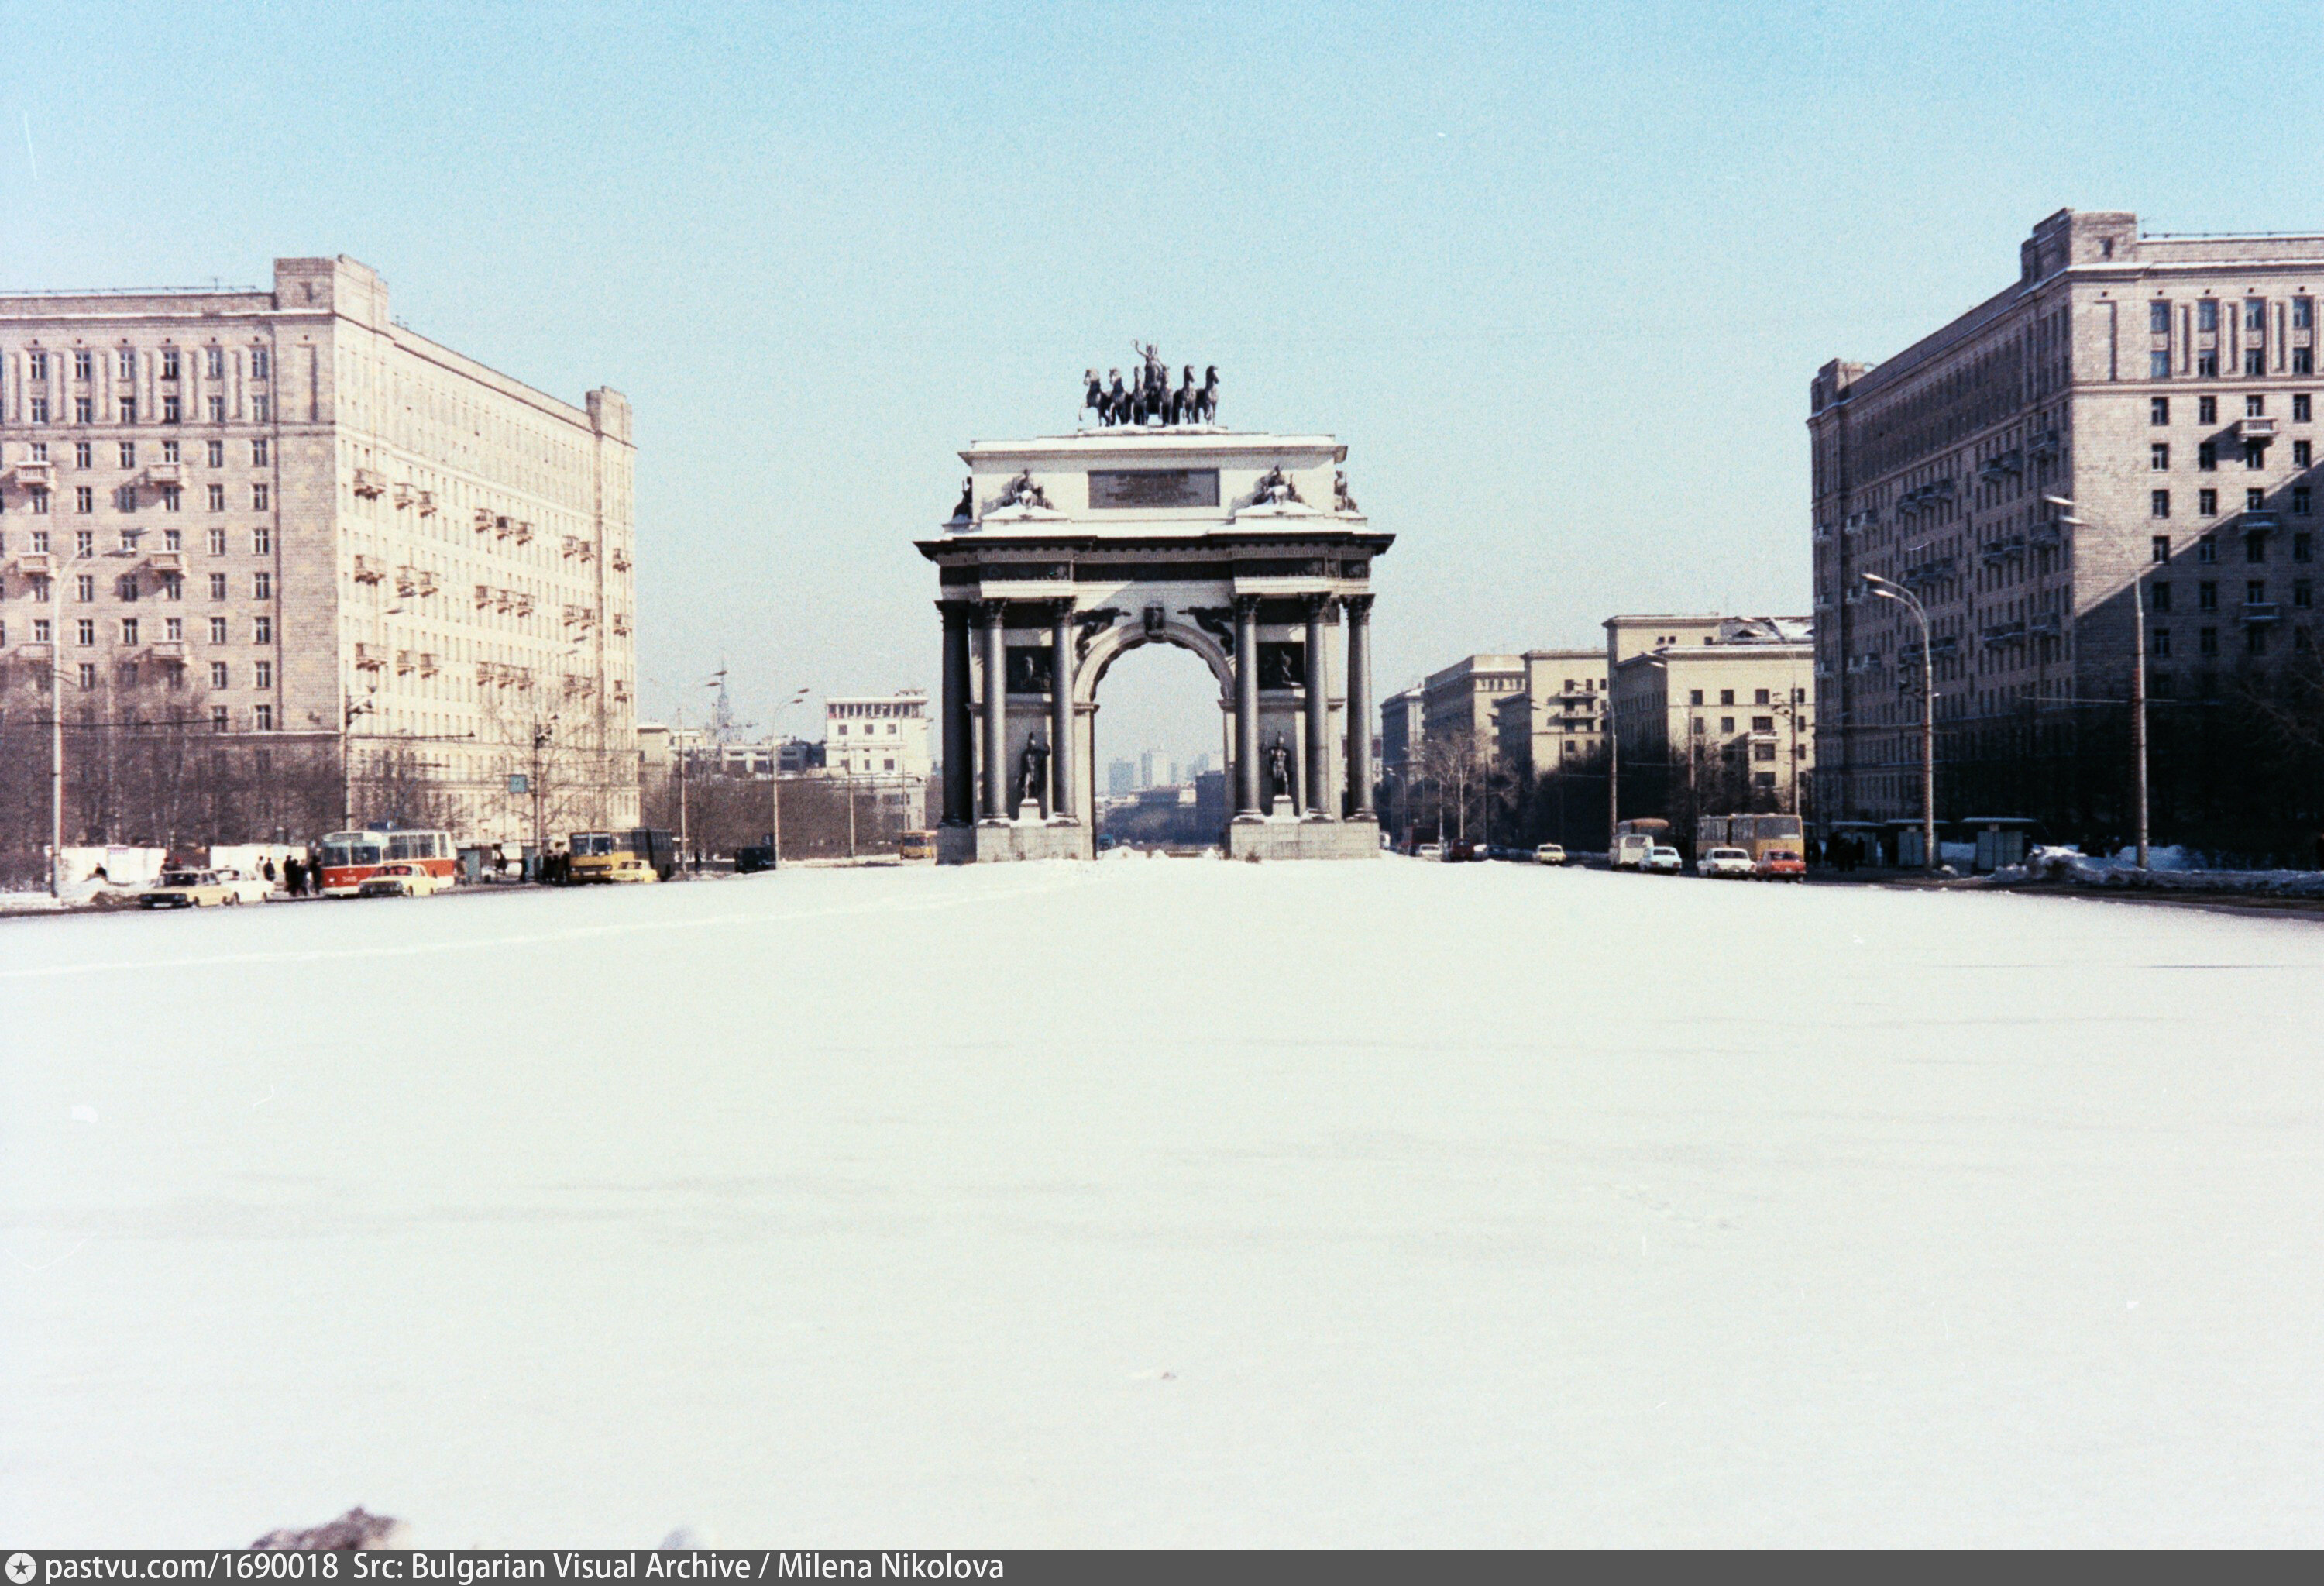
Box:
[824,690,930,780]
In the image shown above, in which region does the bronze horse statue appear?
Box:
[1192,366,1219,425]
[1083,352,1216,426]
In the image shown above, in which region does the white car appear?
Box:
[1414,842,1445,861]
[1645,845,1683,876]
[1533,844,1566,865]
[1697,845,1755,879]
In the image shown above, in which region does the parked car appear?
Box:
[1697,845,1755,879]
[1533,843,1566,866]
[734,844,776,874]
[1644,845,1684,876]
[1756,848,1807,882]
[1611,832,1656,870]
[358,862,452,899]
[140,869,270,908]
[1445,839,1483,862]
[1414,842,1445,861]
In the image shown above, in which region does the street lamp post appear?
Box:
[769,687,809,868]
[2047,496,2147,869]
[1862,573,1937,873]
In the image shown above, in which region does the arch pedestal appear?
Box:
[920,428,1391,862]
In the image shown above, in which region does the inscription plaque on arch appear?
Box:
[1089,468,1220,509]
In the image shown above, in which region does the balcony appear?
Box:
[562,604,596,629]
[2028,522,2064,550]
[143,550,185,574]
[418,652,438,677]
[10,459,55,489]
[1976,450,2023,484]
[562,674,596,697]
[473,508,497,534]
[511,593,534,617]
[145,461,184,487]
[352,556,385,584]
[354,644,385,672]
[1979,535,2026,566]
[146,640,186,662]
[2238,416,2278,442]
[474,583,493,608]
[11,642,54,661]
[511,520,534,545]
[2027,428,2061,461]
[2241,511,2281,533]
[396,650,415,675]
[1980,622,2027,647]
[352,468,387,498]
[561,535,596,562]
[609,549,631,572]
[2241,602,2281,624]
[414,490,438,517]
[2029,613,2064,638]
[9,552,56,576]
[610,613,632,635]
[392,483,416,509]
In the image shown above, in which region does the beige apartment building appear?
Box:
[0,256,636,845]
[1607,617,1815,816]
[1811,209,2324,838]
[1422,653,1523,746]
[1493,647,1608,779]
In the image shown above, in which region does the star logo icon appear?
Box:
[6,1553,36,1585]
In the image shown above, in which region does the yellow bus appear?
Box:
[897,829,936,861]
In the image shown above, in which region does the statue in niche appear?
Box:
[1333,470,1359,514]
[1265,736,1294,803]
[1018,736,1050,807]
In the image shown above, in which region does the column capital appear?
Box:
[937,600,972,628]
[973,598,1007,626]
[1232,593,1264,618]
[1344,593,1375,619]
[1298,591,1332,620]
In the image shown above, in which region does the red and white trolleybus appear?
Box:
[317,829,456,896]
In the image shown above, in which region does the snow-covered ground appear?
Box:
[4,860,2322,1546]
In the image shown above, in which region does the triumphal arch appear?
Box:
[919,353,1393,862]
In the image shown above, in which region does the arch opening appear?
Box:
[1084,632,1232,849]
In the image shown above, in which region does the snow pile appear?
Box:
[5,864,2323,1546]
[2009,845,2324,896]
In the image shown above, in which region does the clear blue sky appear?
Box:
[9,1,2322,762]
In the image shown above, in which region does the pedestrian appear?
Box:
[262,856,277,885]
[284,855,303,895]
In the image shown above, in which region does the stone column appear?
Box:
[978,600,1007,821]
[1346,593,1375,817]
[1233,594,1262,817]
[1302,595,1332,817]
[939,603,973,825]
[1049,601,1076,822]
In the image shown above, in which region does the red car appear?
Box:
[1755,848,1807,882]
[1444,839,1483,862]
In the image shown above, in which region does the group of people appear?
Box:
[267,854,326,896]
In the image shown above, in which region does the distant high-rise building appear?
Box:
[1139,748,1169,789]
[1107,757,1136,796]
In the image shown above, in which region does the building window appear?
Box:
[2247,579,2268,605]
[2248,535,2268,564]
[164,617,182,642]
[1686,689,1703,706]
[2150,301,2171,334]
[2247,624,2268,655]
[1719,689,1734,706]
[160,574,180,600]
[2198,535,2217,563]
[2245,300,2267,332]
[2199,488,2218,516]
[251,439,269,466]
[205,348,225,379]
[2198,351,2219,377]
[2247,487,2266,511]
[2199,300,2219,332]
[2296,580,2313,610]
[119,398,136,424]
[27,350,46,379]
[253,614,271,643]
[2297,394,2314,422]
[251,396,270,423]
[1720,716,1734,732]
[26,396,50,424]
[251,528,270,555]
[205,440,224,467]
[210,707,229,731]
[252,572,270,600]
[77,662,96,690]
[2150,443,2170,470]
[208,616,228,643]
[211,662,229,689]
[207,396,225,422]
[2153,535,2171,562]
[208,573,227,600]
[207,483,225,511]
[2150,350,2170,380]
[2199,628,2218,656]
[2248,394,2267,418]
[2150,397,2170,424]
[115,575,137,602]
[2199,580,2218,611]
[120,618,138,645]
[2151,490,2171,518]
[251,484,270,511]
[206,528,225,555]
[162,395,181,424]
[2154,583,2173,614]
[2297,532,2315,562]
[161,487,180,513]
[2298,349,2315,377]
[74,573,93,600]
[2297,442,2314,467]
[74,531,93,556]
[251,349,270,380]
[73,442,91,468]
[2246,349,2267,377]
[2199,396,2219,425]
[2197,441,2216,471]
[71,397,90,424]
[119,442,136,468]
[254,660,273,688]
[1752,714,1775,731]
[75,618,94,645]
[74,487,93,514]
[253,704,273,731]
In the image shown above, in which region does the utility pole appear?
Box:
[2047,496,2148,868]
[48,552,67,899]
[531,721,552,858]
[1862,573,1937,872]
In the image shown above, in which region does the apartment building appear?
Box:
[1811,209,2324,835]
[1422,653,1524,748]
[1607,617,1815,816]
[824,691,931,781]
[1493,647,1609,780]
[0,256,637,843]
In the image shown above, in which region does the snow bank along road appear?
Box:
[4,860,2321,1546]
